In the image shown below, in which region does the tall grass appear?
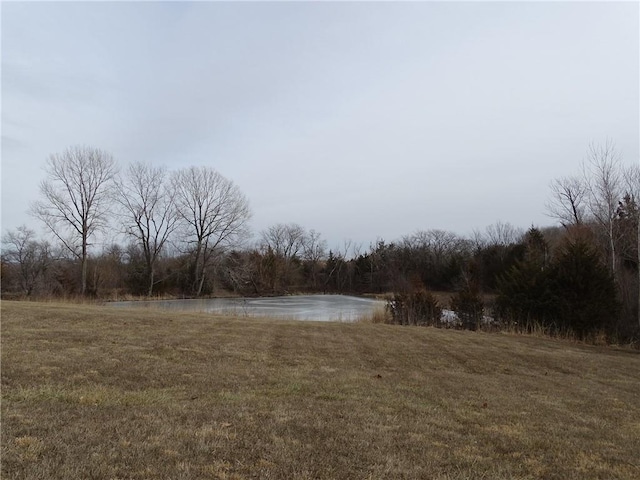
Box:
[355,305,389,324]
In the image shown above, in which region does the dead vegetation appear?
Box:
[2,301,640,479]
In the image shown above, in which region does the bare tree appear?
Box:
[1,225,51,296]
[406,229,466,259]
[546,175,588,228]
[469,228,488,251]
[259,223,307,291]
[116,162,179,296]
[261,223,307,260]
[484,221,523,247]
[323,239,356,293]
[31,146,117,295]
[302,229,327,289]
[172,166,251,296]
[583,141,623,274]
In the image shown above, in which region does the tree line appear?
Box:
[2,142,639,340]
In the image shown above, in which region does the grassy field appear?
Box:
[2,301,639,479]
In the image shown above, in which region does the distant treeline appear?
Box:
[1,142,639,341]
[3,220,638,340]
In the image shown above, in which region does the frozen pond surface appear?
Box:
[109,294,386,322]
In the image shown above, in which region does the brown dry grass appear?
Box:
[2,301,640,479]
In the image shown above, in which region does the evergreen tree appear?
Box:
[496,228,557,328]
[552,241,618,337]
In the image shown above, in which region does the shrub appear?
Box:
[386,290,442,326]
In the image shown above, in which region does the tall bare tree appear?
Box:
[583,141,623,275]
[116,162,179,296]
[172,166,251,296]
[31,146,117,295]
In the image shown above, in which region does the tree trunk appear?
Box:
[609,221,616,276]
[195,243,207,297]
[81,237,88,296]
[194,238,207,296]
[148,266,155,297]
[196,268,206,297]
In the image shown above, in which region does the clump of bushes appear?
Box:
[386,290,442,326]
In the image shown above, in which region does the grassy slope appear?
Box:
[2,301,639,480]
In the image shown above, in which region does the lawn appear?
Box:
[2,301,639,479]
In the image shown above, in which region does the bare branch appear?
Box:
[545,175,587,228]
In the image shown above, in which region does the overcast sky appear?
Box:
[2,1,638,250]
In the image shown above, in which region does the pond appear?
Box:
[109,294,386,322]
